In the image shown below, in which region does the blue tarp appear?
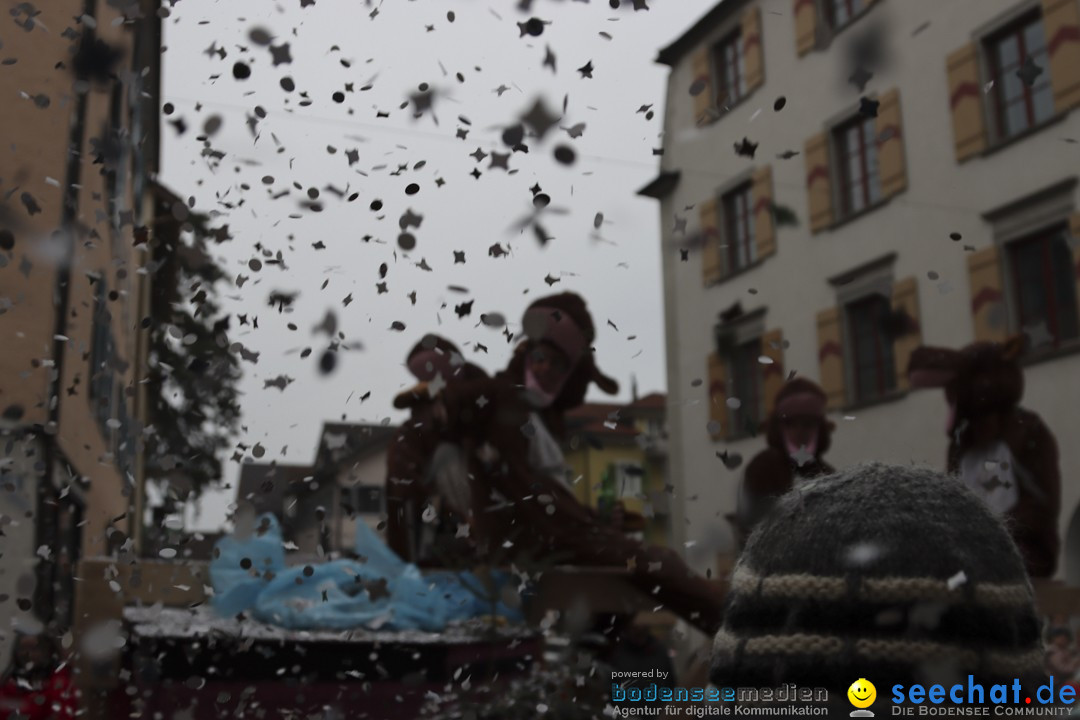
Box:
[209,513,521,631]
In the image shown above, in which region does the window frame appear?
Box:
[721,181,756,276]
[726,336,765,439]
[712,28,745,111]
[714,308,767,440]
[352,485,385,515]
[844,293,898,404]
[824,0,866,33]
[984,178,1080,361]
[1005,226,1080,351]
[982,9,1054,144]
[829,255,900,408]
[612,461,644,500]
[832,112,882,221]
[88,279,116,439]
[810,0,876,49]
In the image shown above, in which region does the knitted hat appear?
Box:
[520,292,618,396]
[712,462,1045,698]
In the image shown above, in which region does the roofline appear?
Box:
[636,170,681,199]
[656,1,736,67]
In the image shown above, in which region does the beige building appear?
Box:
[0,0,166,673]
[645,0,1080,583]
[233,424,396,562]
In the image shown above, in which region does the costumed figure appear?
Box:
[430,292,725,635]
[729,378,835,550]
[385,335,488,566]
[907,336,1061,577]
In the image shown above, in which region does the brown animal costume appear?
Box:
[384,335,487,565]
[907,337,1061,577]
[433,292,726,635]
[730,378,835,549]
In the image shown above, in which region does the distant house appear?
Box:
[563,393,672,546]
[232,424,396,562]
[235,463,315,558]
[312,422,399,554]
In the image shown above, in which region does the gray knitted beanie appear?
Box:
[711,462,1046,696]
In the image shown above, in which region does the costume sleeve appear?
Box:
[437,377,507,443]
[1010,411,1061,578]
[739,448,795,530]
[384,434,417,561]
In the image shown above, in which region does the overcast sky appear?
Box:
[160,0,715,531]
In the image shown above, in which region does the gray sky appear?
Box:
[161,0,714,531]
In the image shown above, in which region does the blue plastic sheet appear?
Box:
[209,512,521,631]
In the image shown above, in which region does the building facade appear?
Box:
[564,393,673,546]
[0,0,165,674]
[646,0,1080,582]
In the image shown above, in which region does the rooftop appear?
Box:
[656,1,733,67]
[236,463,314,517]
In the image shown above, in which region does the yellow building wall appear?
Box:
[565,443,656,515]
[566,434,672,547]
[565,449,591,506]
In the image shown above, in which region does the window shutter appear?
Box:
[708,352,729,440]
[1042,0,1080,112]
[805,132,833,233]
[816,307,845,410]
[794,0,817,56]
[967,245,1008,343]
[752,165,776,260]
[946,43,987,162]
[700,197,722,286]
[692,47,715,126]
[742,5,764,92]
[760,328,785,415]
[875,88,907,197]
[890,277,921,391]
[1070,213,1080,322]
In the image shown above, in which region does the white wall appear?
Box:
[658,0,1080,578]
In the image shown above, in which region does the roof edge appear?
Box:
[656,1,737,67]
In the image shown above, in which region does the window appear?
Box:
[985,12,1054,142]
[825,0,866,32]
[1007,227,1079,349]
[728,337,763,434]
[89,280,115,434]
[611,462,644,499]
[713,30,744,108]
[845,294,896,403]
[352,485,384,514]
[722,183,756,274]
[106,83,128,241]
[834,114,882,218]
[646,418,664,438]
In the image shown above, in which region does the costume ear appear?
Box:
[1001,334,1025,361]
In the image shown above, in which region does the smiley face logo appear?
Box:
[848,678,877,709]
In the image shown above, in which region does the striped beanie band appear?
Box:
[711,462,1046,696]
